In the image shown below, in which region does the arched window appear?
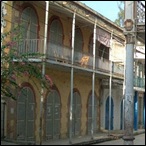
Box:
[21,7,38,39]
[74,27,83,52]
[48,19,63,58]
[20,7,38,53]
[49,19,63,45]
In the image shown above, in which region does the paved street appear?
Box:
[1,131,145,145]
[94,134,145,145]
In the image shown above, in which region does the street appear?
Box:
[94,134,145,145]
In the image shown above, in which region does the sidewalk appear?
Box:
[1,129,145,145]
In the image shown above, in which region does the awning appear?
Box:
[96,27,111,47]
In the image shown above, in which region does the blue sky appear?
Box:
[80,1,123,22]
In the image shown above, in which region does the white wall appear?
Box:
[100,85,123,130]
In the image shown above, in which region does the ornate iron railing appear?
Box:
[15,39,124,76]
[136,1,145,24]
[134,76,145,88]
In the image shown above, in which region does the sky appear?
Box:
[80,1,123,22]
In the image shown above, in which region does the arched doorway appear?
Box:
[134,91,138,130]
[69,91,81,137]
[87,94,98,134]
[105,96,114,130]
[120,100,124,130]
[46,90,61,140]
[17,86,35,141]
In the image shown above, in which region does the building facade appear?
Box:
[1,1,145,144]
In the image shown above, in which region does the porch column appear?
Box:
[108,30,113,134]
[69,9,76,144]
[91,19,96,139]
[39,1,49,145]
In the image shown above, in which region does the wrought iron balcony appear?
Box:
[15,39,124,76]
[135,1,145,43]
[134,76,145,89]
[15,39,44,62]
[47,42,124,76]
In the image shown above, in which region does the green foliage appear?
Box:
[1,25,52,100]
[114,1,124,27]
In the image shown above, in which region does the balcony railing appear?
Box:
[47,43,71,63]
[47,42,124,75]
[16,39,124,76]
[134,77,145,88]
[16,39,44,58]
[136,1,145,24]
[96,57,111,72]
[113,62,124,75]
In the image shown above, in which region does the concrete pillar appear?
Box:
[123,35,135,145]
[123,1,136,145]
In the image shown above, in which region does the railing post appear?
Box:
[91,19,96,139]
[39,1,49,145]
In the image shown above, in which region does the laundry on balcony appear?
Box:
[80,55,90,67]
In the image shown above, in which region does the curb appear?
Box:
[71,130,145,145]
[72,137,115,145]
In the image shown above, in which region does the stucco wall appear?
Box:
[100,84,123,130]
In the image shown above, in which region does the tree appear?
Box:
[114,1,124,27]
[1,2,52,100]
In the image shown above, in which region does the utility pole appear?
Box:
[123,1,136,145]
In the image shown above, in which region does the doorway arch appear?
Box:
[69,90,81,137]
[87,93,98,134]
[46,90,61,140]
[17,86,35,141]
[105,96,114,130]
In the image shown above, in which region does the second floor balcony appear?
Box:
[15,39,124,77]
[134,76,145,89]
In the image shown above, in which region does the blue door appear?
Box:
[143,92,145,129]
[120,100,124,130]
[134,91,138,130]
[105,96,114,130]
